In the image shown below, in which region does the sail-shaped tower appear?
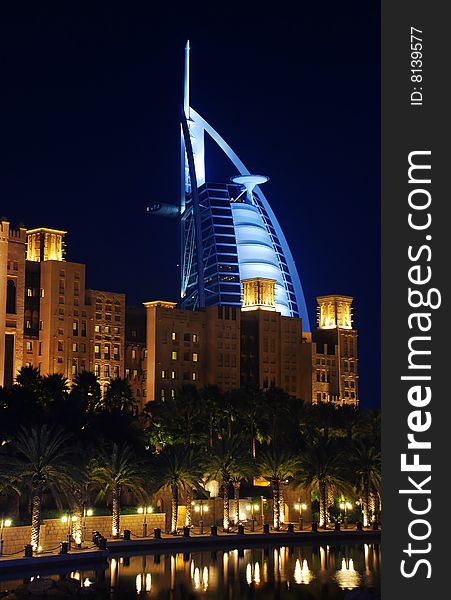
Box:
[179,41,310,328]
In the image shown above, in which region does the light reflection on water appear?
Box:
[1,542,380,599]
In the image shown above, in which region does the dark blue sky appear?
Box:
[0,3,380,407]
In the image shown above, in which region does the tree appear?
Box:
[229,456,254,526]
[70,371,101,413]
[102,378,137,414]
[349,440,381,526]
[295,438,350,528]
[15,365,41,393]
[258,446,298,530]
[7,426,78,549]
[155,445,204,534]
[206,433,249,531]
[90,443,147,537]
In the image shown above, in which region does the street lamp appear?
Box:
[81,507,93,544]
[294,500,308,530]
[61,513,78,548]
[339,501,353,528]
[0,516,12,556]
[193,500,209,534]
[245,501,260,532]
[137,506,153,537]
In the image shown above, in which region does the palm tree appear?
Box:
[296,438,350,528]
[15,365,41,392]
[103,378,137,414]
[8,426,77,550]
[349,441,381,526]
[90,443,147,537]
[71,370,101,413]
[155,445,204,534]
[206,433,250,531]
[258,446,298,530]
[229,454,255,526]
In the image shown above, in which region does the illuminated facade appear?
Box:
[178,42,309,325]
[312,295,359,406]
[0,222,125,388]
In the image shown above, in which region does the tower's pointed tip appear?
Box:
[186,40,190,50]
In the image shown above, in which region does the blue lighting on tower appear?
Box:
[179,41,310,329]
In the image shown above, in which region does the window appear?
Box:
[161,370,167,379]
[192,372,198,381]
[40,289,45,298]
[113,346,120,360]
[27,288,33,297]
[171,370,177,379]
[72,342,78,352]
[193,353,199,362]
[104,365,110,377]
[6,280,16,314]
[184,333,190,342]
[81,343,86,353]
[73,321,78,336]
[95,325,101,333]
[94,344,100,358]
[171,351,178,360]
[38,342,42,356]
[113,365,119,377]
[131,349,137,360]
[72,361,77,375]
[26,320,32,329]
[192,334,198,343]
[184,351,190,361]
[171,332,177,340]
[26,341,33,352]
[161,389,166,400]
[105,326,111,333]
[171,389,176,399]
[104,345,110,359]
[94,364,100,377]
[81,321,87,337]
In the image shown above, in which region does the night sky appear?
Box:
[0,3,380,408]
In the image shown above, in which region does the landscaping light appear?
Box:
[61,515,68,523]
[254,504,260,511]
[4,519,12,528]
[137,507,144,514]
[86,509,93,517]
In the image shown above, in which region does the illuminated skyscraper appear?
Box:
[178,42,310,327]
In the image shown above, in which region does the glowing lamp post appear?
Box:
[61,513,78,548]
[339,501,353,528]
[137,506,153,537]
[0,516,12,555]
[246,501,260,532]
[294,500,307,531]
[194,500,208,534]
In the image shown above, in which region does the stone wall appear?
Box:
[1,513,165,555]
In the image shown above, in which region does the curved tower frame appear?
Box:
[180,41,310,329]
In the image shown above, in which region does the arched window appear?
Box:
[6,280,16,314]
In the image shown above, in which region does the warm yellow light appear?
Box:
[246,505,251,511]
[301,503,307,510]
[346,502,353,509]
[137,507,144,514]
[86,509,93,517]
[4,519,12,527]
[191,500,195,505]
[254,504,260,511]
[194,506,200,513]
[203,506,209,513]
[294,503,300,510]
[61,515,68,523]
[71,515,78,522]
[339,503,345,510]
[148,506,153,513]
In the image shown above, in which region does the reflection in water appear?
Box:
[335,557,361,590]
[0,542,380,599]
[294,558,313,585]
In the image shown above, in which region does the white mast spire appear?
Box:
[184,40,190,118]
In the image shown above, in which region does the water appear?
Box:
[1,542,381,599]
